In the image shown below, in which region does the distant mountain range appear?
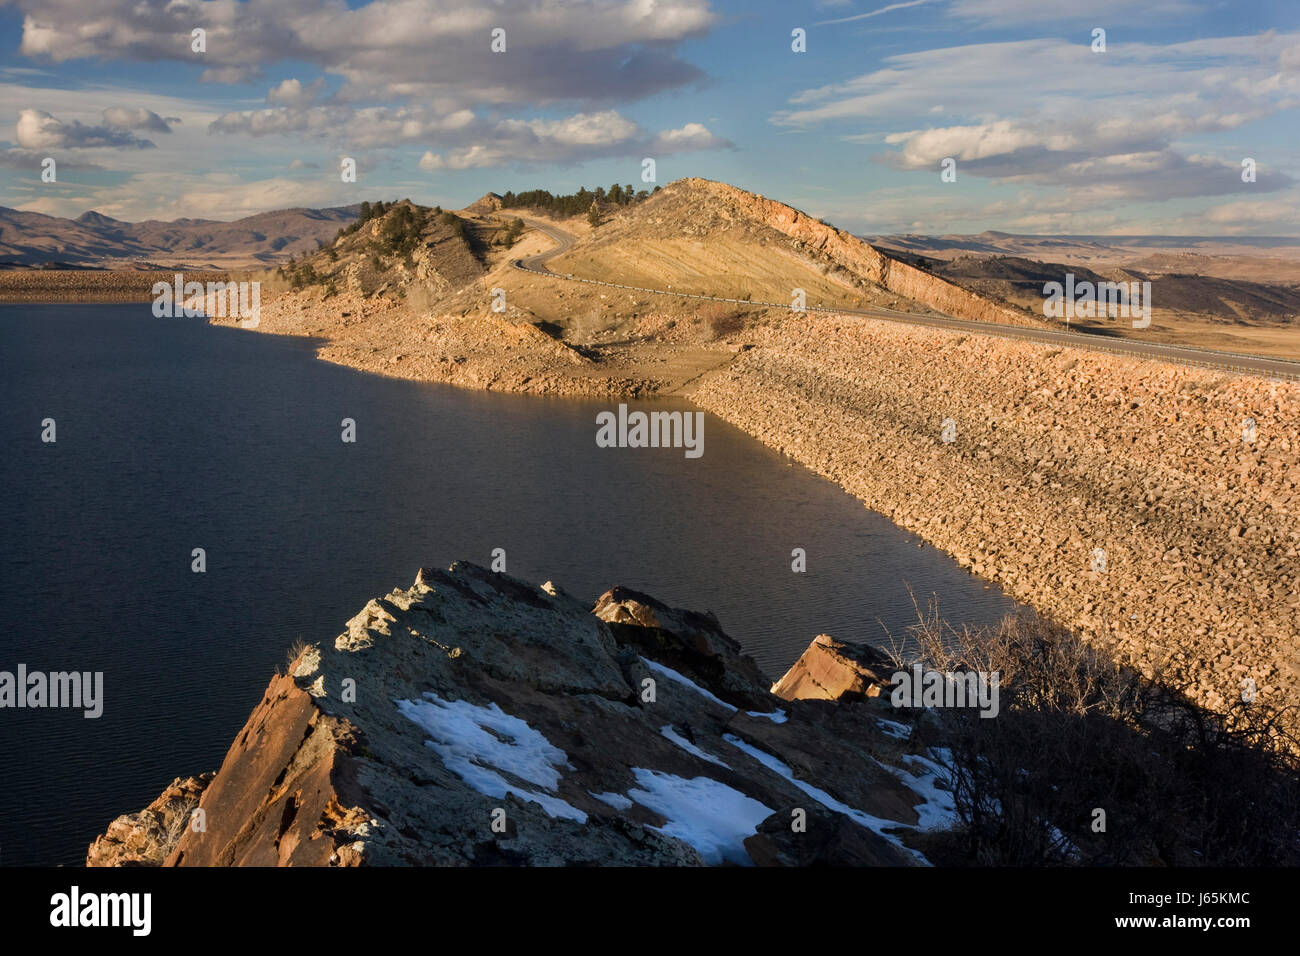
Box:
[0,205,360,270]
[869,230,1300,283]
[870,230,1300,256]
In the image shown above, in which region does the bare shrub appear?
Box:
[890,609,1300,866]
[278,637,311,676]
[701,302,745,339]
[162,801,193,852]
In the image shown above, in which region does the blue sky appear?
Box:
[0,0,1296,235]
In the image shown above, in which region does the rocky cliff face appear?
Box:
[88,563,956,866]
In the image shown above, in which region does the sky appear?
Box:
[0,0,1296,235]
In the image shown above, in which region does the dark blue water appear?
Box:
[0,303,1019,865]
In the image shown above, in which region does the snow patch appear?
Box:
[660,724,730,768]
[589,790,634,810]
[746,708,789,723]
[626,768,772,865]
[875,716,913,739]
[722,732,929,864]
[396,692,586,822]
[889,750,959,831]
[1046,823,1083,862]
[640,657,737,711]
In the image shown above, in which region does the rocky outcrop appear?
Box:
[163,669,372,866]
[464,192,504,214]
[89,563,956,866]
[770,634,893,702]
[85,774,213,866]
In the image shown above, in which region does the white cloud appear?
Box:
[14,169,359,221]
[776,33,1300,203]
[15,108,158,149]
[1206,198,1300,227]
[413,112,727,170]
[817,0,937,26]
[101,107,178,132]
[883,120,1050,166]
[651,122,729,151]
[14,0,718,106]
[948,0,1199,25]
[3,0,727,206]
[267,77,325,108]
[508,111,640,146]
[419,145,504,171]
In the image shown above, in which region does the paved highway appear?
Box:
[506,215,1300,382]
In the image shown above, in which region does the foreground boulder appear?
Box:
[770,633,894,702]
[89,563,955,866]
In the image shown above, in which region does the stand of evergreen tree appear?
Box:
[499,184,658,216]
[334,199,394,241]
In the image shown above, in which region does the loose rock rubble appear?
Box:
[693,314,1300,724]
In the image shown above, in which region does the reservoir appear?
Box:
[0,303,1019,864]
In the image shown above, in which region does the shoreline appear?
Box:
[0,270,232,303]
[206,284,1299,730]
[12,286,1291,726]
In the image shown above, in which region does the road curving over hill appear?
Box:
[511,216,1300,382]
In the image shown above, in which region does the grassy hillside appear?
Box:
[548,179,902,311]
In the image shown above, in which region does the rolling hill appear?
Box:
[0,204,359,269]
